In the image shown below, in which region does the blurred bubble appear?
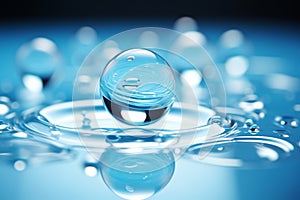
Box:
[13,160,27,171]
[0,96,11,116]
[239,95,264,113]
[16,37,62,91]
[139,31,159,47]
[265,73,300,92]
[76,26,98,45]
[181,69,202,87]
[294,104,300,112]
[220,29,244,48]
[225,56,249,77]
[174,16,198,32]
[183,31,206,46]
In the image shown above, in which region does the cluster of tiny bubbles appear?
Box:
[100,48,176,126]
[99,148,175,200]
[274,116,299,128]
[16,37,62,92]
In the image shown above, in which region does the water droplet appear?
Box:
[248,124,260,135]
[293,104,300,112]
[244,119,254,127]
[100,149,175,200]
[100,48,176,126]
[274,116,299,128]
[239,95,264,113]
[14,160,27,171]
[84,162,99,177]
[16,37,61,91]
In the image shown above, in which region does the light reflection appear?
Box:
[14,160,27,171]
[139,31,159,47]
[22,74,43,93]
[256,145,279,162]
[76,26,98,45]
[181,69,202,87]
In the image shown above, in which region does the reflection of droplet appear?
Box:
[248,124,260,135]
[274,116,299,128]
[14,160,27,171]
[256,144,279,162]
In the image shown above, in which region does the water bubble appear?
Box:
[173,16,198,32]
[248,124,260,135]
[16,37,61,91]
[84,162,99,177]
[13,160,27,171]
[220,29,244,48]
[244,118,254,127]
[293,104,300,112]
[76,26,98,45]
[225,56,249,77]
[274,116,299,128]
[100,48,176,126]
[100,149,175,200]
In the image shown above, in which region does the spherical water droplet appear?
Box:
[100,149,175,200]
[84,162,99,177]
[244,118,254,127]
[248,124,260,135]
[14,160,27,171]
[16,37,61,91]
[274,116,299,128]
[100,48,176,126]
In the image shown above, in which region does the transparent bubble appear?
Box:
[274,116,299,128]
[100,48,176,126]
[248,124,260,135]
[16,37,61,92]
[100,149,175,200]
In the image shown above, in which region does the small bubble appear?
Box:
[244,119,254,127]
[127,55,135,61]
[84,162,99,177]
[14,160,27,171]
[248,124,260,135]
[216,146,224,151]
[274,116,299,128]
[294,104,300,112]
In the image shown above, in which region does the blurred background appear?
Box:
[1,1,300,200]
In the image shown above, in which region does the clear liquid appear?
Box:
[100,150,175,200]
